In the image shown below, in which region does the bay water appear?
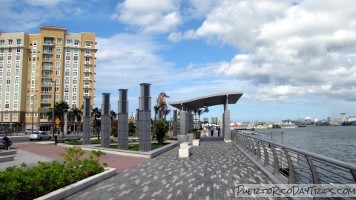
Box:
[255,126,356,165]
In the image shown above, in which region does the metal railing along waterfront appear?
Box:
[232,131,356,185]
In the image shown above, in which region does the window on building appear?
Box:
[55,62,60,68]
[65,87,69,92]
[8,48,12,53]
[55,94,59,100]
[73,80,77,84]
[85,41,90,47]
[56,54,61,59]
[16,55,20,60]
[17,48,20,53]
[0,40,4,45]
[65,71,69,76]
[74,48,78,53]
[16,39,21,45]
[73,63,78,69]
[15,63,19,68]
[73,72,77,76]
[66,40,71,45]
[6,80,10,84]
[64,95,68,101]
[57,38,62,44]
[66,56,70,60]
[8,40,13,45]
[85,49,90,54]
[55,70,60,76]
[72,87,77,93]
[5,104,9,108]
[85,57,90,62]
[56,46,61,52]
[7,56,11,60]
[73,95,76,101]
[74,40,79,45]
[66,48,70,53]
[73,56,78,61]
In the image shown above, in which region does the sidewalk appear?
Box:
[7,143,147,173]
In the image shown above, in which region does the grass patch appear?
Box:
[111,143,169,151]
[66,139,115,145]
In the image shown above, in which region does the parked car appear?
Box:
[25,129,37,134]
[29,131,52,141]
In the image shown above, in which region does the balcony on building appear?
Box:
[43,37,54,46]
[43,55,53,61]
[43,47,53,54]
[42,71,52,78]
[42,63,52,70]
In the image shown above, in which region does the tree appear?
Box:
[91,107,101,140]
[153,105,160,121]
[46,101,69,138]
[152,119,169,144]
[68,107,83,133]
[110,110,117,137]
[128,121,136,136]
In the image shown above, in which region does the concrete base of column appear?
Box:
[101,115,111,148]
[83,117,91,145]
[139,111,151,151]
[118,114,128,149]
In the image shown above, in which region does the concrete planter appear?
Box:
[35,168,117,200]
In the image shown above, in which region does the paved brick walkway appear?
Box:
[67,141,279,200]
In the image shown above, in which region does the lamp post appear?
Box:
[51,80,56,137]
[31,95,35,135]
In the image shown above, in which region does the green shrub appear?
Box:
[0,147,107,200]
[152,119,169,144]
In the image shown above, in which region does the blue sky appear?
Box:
[1,0,356,122]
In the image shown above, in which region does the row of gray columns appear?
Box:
[81,83,152,151]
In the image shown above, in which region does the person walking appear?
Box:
[217,126,221,137]
[210,126,214,136]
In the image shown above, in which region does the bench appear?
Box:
[179,142,192,158]
[192,139,200,146]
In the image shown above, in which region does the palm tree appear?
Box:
[153,105,160,121]
[92,107,101,139]
[163,109,171,121]
[46,101,69,138]
[68,107,83,133]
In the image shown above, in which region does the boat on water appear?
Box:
[279,122,297,128]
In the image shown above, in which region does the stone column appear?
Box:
[118,89,129,149]
[188,110,194,131]
[179,110,187,135]
[138,83,151,151]
[83,97,91,144]
[101,93,111,147]
[223,95,232,142]
[64,112,68,135]
[172,109,178,136]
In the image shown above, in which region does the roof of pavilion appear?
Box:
[169,92,243,110]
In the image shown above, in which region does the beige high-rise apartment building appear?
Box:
[0,26,96,132]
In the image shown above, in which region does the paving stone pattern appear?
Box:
[68,141,283,200]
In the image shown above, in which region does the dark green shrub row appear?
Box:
[0,147,107,200]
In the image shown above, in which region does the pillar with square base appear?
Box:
[138,83,151,151]
[118,89,129,149]
[223,95,232,142]
[83,97,91,145]
[101,93,111,148]
[172,109,178,136]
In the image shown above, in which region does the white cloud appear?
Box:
[178,0,356,102]
[112,0,181,33]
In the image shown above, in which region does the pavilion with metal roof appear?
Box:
[169,92,243,142]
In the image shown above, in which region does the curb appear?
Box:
[35,167,117,200]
